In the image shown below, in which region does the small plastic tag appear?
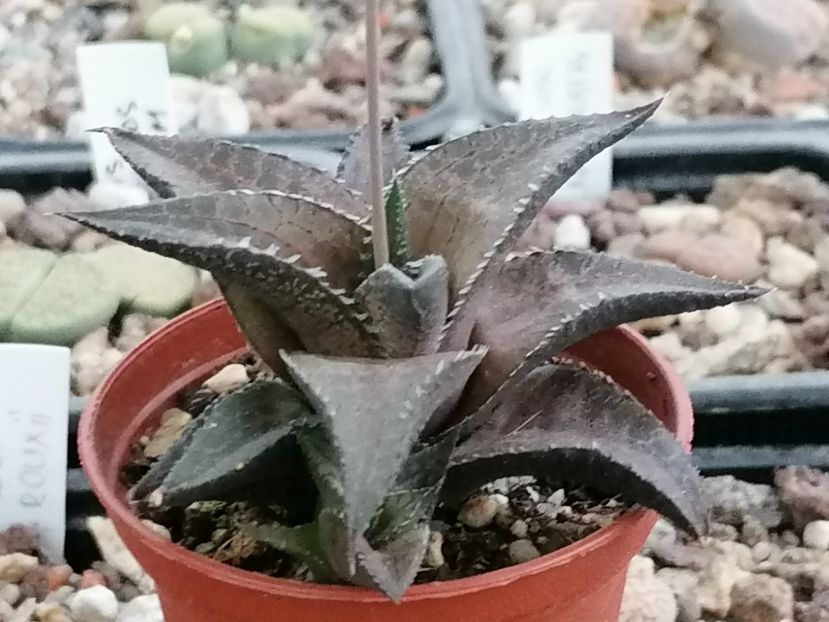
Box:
[0,344,71,560]
[76,42,178,187]
[519,31,614,200]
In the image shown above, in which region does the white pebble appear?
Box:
[86,517,155,594]
[45,585,76,605]
[504,1,536,39]
[15,597,37,620]
[498,79,522,115]
[814,234,829,272]
[0,582,20,604]
[508,539,541,564]
[0,189,25,227]
[553,214,591,250]
[638,204,693,233]
[510,519,529,539]
[197,85,251,135]
[0,553,38,582]
[547,489,566,506]
[459,495,500,528]
[424,532,445,569]
[70,586,119,622]
[767,237,819,290]
[116,595,164,622]
[704,304,743,338]
[203,363,249,393]
[802,520,829,551]
[88,182,150,210]
[400,37,433,83]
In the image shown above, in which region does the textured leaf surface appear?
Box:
[63,193,381,357]
[64,190,368,289]
[384,178,410,267]
[447,363,707,536]
[219,282,302,374]
[244,521,336,582]
[134,379,315,508]
[353,527,430,602]
[461,250,766,423]
[369,428,459,546]
[282,349,486,542]
[102,128,369,217]
[355,257,448,358]
[337,119,410,197]
[399,103,659,349]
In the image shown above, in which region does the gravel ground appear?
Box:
[0,0,442,139]
[484,0,829,123]
[522,167,829,379]
[4,466,826,620]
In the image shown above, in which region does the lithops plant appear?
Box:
[615,1,709,88]
[0,250,120,346]
[230,5,317,66]
[0,248,56,338]
[145,2,229,77]
[86,244,199,317]
[707,0,829,70]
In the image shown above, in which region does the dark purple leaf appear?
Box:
[460,250,765,424]
[102,128,369,218]
[355,257,448,358]
[337,119,410,197]
[281,348,486,540]
[134,379,315,509]
[446,363,707,536]
[399,102,660,350]
[62,192,380,357]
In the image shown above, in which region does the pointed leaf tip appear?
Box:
[281,349,485,539]
[101,129,370,217]
[460,250,766,419]
[399,103,659,349]
[448,363,707,536]
[338,118,410,197]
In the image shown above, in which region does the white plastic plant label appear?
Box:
[0,344,71,560]
[519,31,614,200]
[76,42,178,187]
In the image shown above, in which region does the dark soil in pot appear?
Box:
[119,357,630,585]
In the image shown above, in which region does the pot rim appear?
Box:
[79,299,690,604]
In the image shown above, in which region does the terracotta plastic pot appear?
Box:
[79,298,694,622]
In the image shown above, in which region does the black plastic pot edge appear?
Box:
[693,445,829,481]
[690,371,829,413]
[0,0,474,154]
[66,371,829,427]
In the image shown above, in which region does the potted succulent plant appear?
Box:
[68,2,764,620]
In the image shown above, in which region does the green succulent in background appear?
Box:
[61,104,764,601]
[230,4,317,66]
[145,2,229,77]
[0,245,198,346]
[0,249,120,345]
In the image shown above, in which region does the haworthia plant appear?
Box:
[61,101,766,601]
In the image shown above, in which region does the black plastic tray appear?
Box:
[6,126,829,564]
[0,0,475,154]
